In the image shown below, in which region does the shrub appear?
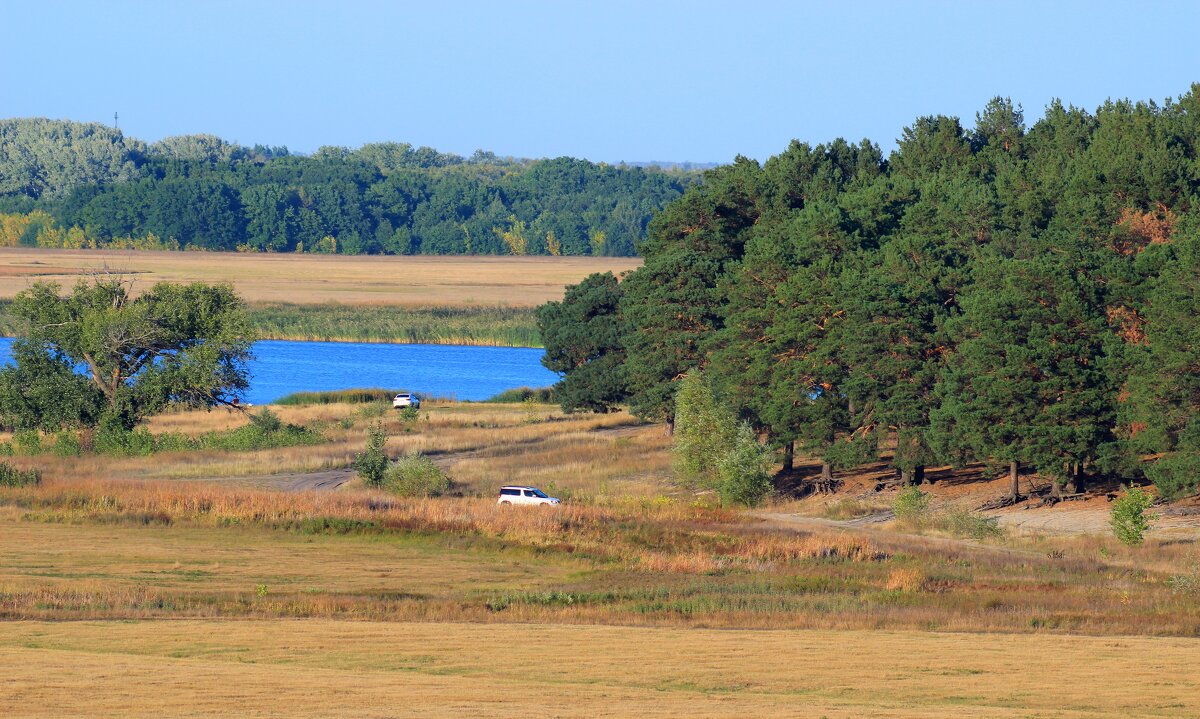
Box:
[1145,450,1200,501]
[399,405,420,423]
[12,429,41,456]
[199,410,323,452]
[717,422,773,507]
[1110,485,1155,546]
[893,486,932,530]
[939,508,1003,540]
[0,461,40,487]
[672,369,736,488]
[383,453,450,497]
[354,424,389,488]
[51,430,82,457]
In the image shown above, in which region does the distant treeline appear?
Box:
[541,86,1200,501]
[0,118,700,256]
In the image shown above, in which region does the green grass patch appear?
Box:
[275,388,397,406]
[248,303,541,347]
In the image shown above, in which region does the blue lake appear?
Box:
[0,338,559,405]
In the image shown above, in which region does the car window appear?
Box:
[532,489,548,498]
[501,488,519,496]
[523,490,535,497]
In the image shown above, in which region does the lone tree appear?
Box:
[0,277,254,431]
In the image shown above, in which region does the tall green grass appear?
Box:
[249,303,541,347]
[274,388,397,406]
[0,302,542,347]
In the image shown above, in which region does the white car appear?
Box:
[393,393,420,409]
[497,485,561,506]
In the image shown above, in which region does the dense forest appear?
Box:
[540,86,1200,501]
[0,118,697,255]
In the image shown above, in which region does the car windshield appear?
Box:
[531,489,548,498]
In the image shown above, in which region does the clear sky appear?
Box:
[3,1,1198,163]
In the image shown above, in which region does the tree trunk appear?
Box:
[1008,460,1020,501]
[1064,462,1079,494]
[914,465,926,485]
[819,462,833,493]
[900,467,913,485]
[782,441,794,472]
[1049,478,1063,500]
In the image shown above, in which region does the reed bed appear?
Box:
[247,303,542,347]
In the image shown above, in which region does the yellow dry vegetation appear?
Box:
[0,247,641,306]
[4,401,669,498]
[2,620,1197,718]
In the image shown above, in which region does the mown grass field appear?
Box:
[4,620,1197,718]
[1,399,1198,716]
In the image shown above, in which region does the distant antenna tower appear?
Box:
[114,112,119,130]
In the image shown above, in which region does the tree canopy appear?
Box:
[544,84,1200,500]
[0,119,698,256]
[0,278,254,432]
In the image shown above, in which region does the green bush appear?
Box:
[938,508,1003,540]
[717,422,773,507]
[12,429,41,456]
[672,369,736,488]
[383,454,450,497]
[354,424,389,488]
[1145,451,1200,501]
[399,405,420,423]
[51,430,82,457]
[893,486,932,529]
[0,461,40,487]
[1110,485,1156,546]
[198,410,323,451]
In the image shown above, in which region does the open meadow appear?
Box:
[0,248,641,345]
[0,248,640,307]
[0,398,1198,716]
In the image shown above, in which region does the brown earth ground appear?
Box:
[0,248,642,306]
[2,620,1197,718]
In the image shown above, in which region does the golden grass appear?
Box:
[3,474,1200,634]
[2,620,1197,718]
[5,401,666,499]
[0,247,641,306]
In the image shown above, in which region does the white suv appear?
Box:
[497,485,561,506]
[393,393,420,409]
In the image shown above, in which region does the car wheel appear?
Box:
[500,501,511,506]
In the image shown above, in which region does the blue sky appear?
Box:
[3,1,1198,163]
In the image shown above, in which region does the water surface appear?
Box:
[0,338,558,405]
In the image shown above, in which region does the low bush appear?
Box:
[354,424,389,488]
[938,508,1003,540]
[383,453,450,497]
[0,461,40,487]
[51,430,82,457]
[716,422,773,507]
[893,486,932,530]
[1110,485,1155,546]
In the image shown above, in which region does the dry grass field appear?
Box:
[3,620,1197,718]
[0,247,641,307]
[2,399,1199,716]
